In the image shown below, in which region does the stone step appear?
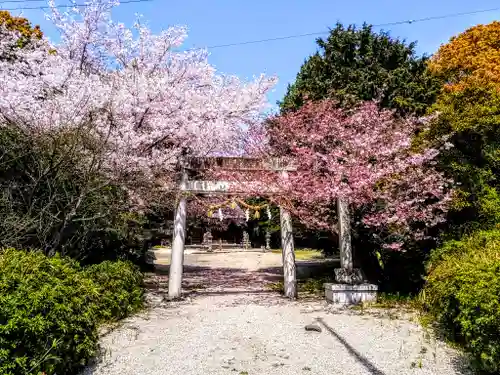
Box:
[153,258,170,266]
[146,246,270,264]
[149,251,170,259]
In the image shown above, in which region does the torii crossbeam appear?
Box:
[167,157,298,299]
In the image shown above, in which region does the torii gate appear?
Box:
[167,157,299,299]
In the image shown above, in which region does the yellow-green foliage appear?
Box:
[271,248,324,260]
[422,76,500,235]
[424,230,500,373]
[0,249,143,375]
[425,22,500,237]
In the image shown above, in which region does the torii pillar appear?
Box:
[280,205,297,299]
[168,168,188,299]
[166,157,298,300]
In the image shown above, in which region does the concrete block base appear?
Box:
[324,283,378,305]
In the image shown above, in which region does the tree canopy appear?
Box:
[267,100,452,248]
[0,10,42,55]
[0,0,275,257]
[428,21,500,92]
[0,0,275,207]
[421,21,500,236]
[0,11,42,39]
[280,23,441,116]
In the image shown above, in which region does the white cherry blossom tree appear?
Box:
[0,0,276,201]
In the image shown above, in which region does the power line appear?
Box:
[0,0,48,4]
[205,31,329,50]
[1,2,498,50]
[204,7,500,49]
[0,0,152,10]
[374,7,500,26]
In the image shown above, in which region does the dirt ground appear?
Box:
[84,250,469,375]
[147,250,338,294]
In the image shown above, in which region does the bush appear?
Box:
[83,260,144,321]
[0,248,144,375]
[423,229,500,373]
[0,125,153,264]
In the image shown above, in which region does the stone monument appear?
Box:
[324,198,378,305]
[265,231,271,251]
[242,231,250,250]
[202,230,213,252]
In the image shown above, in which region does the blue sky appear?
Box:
[12,0,500,110]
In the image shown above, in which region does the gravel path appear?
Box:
[84,252,470,375]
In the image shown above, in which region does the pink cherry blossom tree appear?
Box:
[0,0,276,205]
[277,101,454,245]
[210,100,454,249]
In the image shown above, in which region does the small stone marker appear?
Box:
[265,230,271,250]
[242,231,250,250]
[304,323,322,332]
[202,230,213,252]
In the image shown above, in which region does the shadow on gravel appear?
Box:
[258,259,338,280]
[316,317,387,375]
[317,317,474,375]
[145,258,339,299]
[148,264,283,293]
[187,290,277,297]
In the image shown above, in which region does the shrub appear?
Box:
[423,229,500,373]
[0,249,98,375]
[83,260,144,321]
[0,248,144,375]
[0,125,152,264]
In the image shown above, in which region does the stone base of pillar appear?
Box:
[334,268,364,284]
[324,283,378,305]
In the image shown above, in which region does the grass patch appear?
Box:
[299,275,333,294]
[271,248,325,260]
[268,272,335,295]
[369,292,422,310]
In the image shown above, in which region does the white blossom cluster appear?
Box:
[0,0,276,195]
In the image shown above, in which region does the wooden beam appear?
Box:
[182,180,280,194]
[185,156,296,171]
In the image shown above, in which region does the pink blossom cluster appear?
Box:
[209,100,454,245]
[275,101,453,238]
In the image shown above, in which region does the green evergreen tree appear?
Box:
[280,23,441,116]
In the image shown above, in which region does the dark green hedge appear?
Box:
[424,229,500,373]
[0,248,144,375]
